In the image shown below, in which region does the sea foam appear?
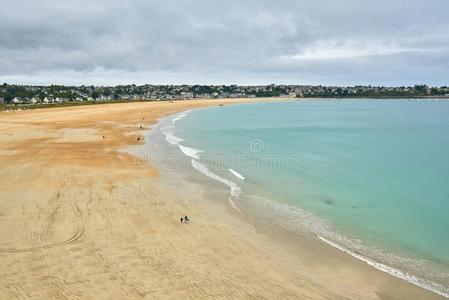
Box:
[160,111,192,145]
[179,145,202,160]
[166,112,244,214]
[229,168,245,180]
[160,125,183,145]
[317,236,449,298]
[172,113,187,124]
[191,159,244,214]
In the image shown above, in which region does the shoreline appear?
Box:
[2,95,449,112]
[0,99,446,299]
[141,102,449,298]
[137,104,448,299]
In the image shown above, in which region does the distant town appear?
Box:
[1,83,449,106]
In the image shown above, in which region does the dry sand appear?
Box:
[0,99,445,299]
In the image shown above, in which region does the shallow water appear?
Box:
[154,99,449,297]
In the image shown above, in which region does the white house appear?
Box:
[12,97,23,104]
[30,97,38,104]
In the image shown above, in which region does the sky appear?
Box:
[1,0,448,86]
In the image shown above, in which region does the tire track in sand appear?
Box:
[0,173,86,253]
[0,226,84,253]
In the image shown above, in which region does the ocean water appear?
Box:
[157,99,449,297]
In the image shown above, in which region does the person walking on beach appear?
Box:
[180,216,190,224]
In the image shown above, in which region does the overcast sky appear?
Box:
[1,0,448,86]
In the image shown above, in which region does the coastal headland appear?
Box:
[0,99,444,299]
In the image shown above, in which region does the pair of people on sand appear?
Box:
[180,215,190,224]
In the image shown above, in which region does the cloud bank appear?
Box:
[1,0,448,85]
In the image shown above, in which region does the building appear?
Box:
[180,91,193,99]
[12,97,23,104]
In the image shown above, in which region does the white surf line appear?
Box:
[191,159,245,215]
[172,109,192,124]
[160,123,183,145]
[172,113,187,124]
[160,110,194,145]
[317,235,449,299]
[164,131,184,145]
[179,145,202,160]
[229,168,245,180]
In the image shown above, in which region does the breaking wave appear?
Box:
[229,168,245,180]
[191,159,243,214]
[179,145,202,160]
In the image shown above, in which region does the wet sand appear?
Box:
[0,99,444,299]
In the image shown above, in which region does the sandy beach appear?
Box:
[0,99,445,300]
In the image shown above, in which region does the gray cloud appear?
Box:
[1,0,448,85]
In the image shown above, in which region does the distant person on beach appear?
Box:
[184,216,189,223]
[180,217,183,223]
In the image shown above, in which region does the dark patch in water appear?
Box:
[321,196,335,205]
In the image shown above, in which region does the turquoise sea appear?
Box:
[157,99,449,297]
